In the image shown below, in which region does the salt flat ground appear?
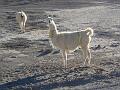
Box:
[0,0,120,90]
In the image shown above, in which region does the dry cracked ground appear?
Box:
[0,0,120,90]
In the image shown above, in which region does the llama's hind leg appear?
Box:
[87,48,91,65]
[82,46,89,66]
[82,49,87,66]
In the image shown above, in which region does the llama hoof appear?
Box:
[84,63,90,68]
[18,31,24,34]
[71,66,77,70]
[65,66,68,69]
[83,62,87,66]
[63,65,68,69]
[21,31,25,33]
[88,63,91,66]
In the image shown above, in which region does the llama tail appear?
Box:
[85,27,94,36]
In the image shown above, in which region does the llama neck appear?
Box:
[49,21,58,38]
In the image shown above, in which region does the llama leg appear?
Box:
[87,49,91,65]
[82,47,88,66]
[19,23,22,30]
[23,21,26,32]
[65,51,68,68]
[20,22,24,32]
[62,50,67,68]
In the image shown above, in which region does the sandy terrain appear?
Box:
[0,0,120,90]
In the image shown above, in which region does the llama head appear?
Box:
[17,11,24,18]
[47,17,57,31]
[21,11,25,17]
[48,17,54,24]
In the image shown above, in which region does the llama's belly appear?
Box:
[65,33,80,50]
[64,38,79,50]
[51,37,66,49]
[51,33,80,50]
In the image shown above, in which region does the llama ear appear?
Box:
[51,15,54,19]
[48,16,53,21]
[48,15,53,20]
[48,16,50,19]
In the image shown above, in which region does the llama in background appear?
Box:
[16,11,27,32]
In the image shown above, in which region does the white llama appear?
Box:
[16,11,27,32]
[48,17,93,68]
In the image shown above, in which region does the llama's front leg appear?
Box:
[19,22,24,32]
[19,22,22,30]
[23,21,26,32]
[62,50,67,68]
